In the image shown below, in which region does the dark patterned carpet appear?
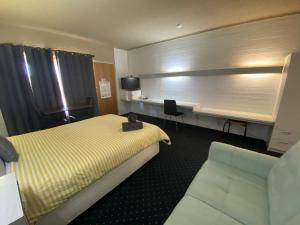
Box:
[70,114,280,225]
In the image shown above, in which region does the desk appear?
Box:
[43,103,93,115]
[40,103,94,126]
[193,106,275,125]
[125,98,275,125]
[130,98,200,109]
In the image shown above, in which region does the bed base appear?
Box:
[36,142,159,225]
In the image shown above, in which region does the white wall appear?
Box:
[131,73,282,141]
[0,109,8,137]
[128,14,300,74]
[114,48,131,115]
[268,53,300,152]
[130,102,272,141]
[121,14,300,141]
[140,74,281,115]
[0,22,114,62]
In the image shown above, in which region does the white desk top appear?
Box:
[131,98,200,109]
[0,173,24,225]
[125,98,274,125]
[193,106,275,124]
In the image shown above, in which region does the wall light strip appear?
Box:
[138,66,283,79]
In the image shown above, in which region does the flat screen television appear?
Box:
[121,77,140,90]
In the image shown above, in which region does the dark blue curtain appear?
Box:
[0,45,98,135]
[54,51,99,115]
[23,47,62,111]
[0,44,40,135]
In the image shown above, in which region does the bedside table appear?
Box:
[0,173,27,225]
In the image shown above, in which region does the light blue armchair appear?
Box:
[164,141,300,225]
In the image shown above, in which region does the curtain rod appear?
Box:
[52,49,94,57]
[0,43,94,57]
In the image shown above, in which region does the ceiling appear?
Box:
[0,0,300,49]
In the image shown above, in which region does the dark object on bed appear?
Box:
[0,136,19,162]
[122,121,143,132]
[122,113,143,131]
[128,113,138,123]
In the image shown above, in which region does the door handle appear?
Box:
[278,141,289,145]
[279,131,291,135]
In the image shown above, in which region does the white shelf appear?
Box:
[193,106,275,125]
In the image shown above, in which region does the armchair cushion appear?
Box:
[209,142,278,178]
[164,141,293,225]
[186,160,269,225]
[164,195,242,225]
[268,141,300,225]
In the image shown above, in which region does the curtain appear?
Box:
[0,45,98,135]
[55,51,99,115]
[23,46,62,111]
[0,44,40,135]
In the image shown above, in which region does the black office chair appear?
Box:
[164,100,184,130]
[68,97,94,122]
[32,104,67,129]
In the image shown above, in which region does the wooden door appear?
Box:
[93,62,118,115]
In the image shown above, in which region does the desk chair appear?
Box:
[164,100,184,130]
[223,119,248,136]
[69,97,94,122]
[33,104,67,129]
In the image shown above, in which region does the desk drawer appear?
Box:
[269,138,294,152]
[271,128,300,142]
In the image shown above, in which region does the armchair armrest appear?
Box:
[208,142,278,178]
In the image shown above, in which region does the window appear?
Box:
[23,50,33,90]
[52,52,69,117]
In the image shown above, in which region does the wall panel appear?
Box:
[114,48,131,115]
[128,14,300,74]
[140,73,281,115]
[124,15,300,141]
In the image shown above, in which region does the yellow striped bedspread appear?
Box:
[7,114,169,224]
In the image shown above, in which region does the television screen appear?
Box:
[121,77,140,90]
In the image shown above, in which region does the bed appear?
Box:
[5,114,170,225]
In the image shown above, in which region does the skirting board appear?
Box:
[36,142,159,225]
[268,147,285,154]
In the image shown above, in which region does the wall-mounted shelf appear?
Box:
[124,98,275,125]
[193,106,275,125]
[134,66,283,78]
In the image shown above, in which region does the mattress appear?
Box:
[7,114,170,224]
